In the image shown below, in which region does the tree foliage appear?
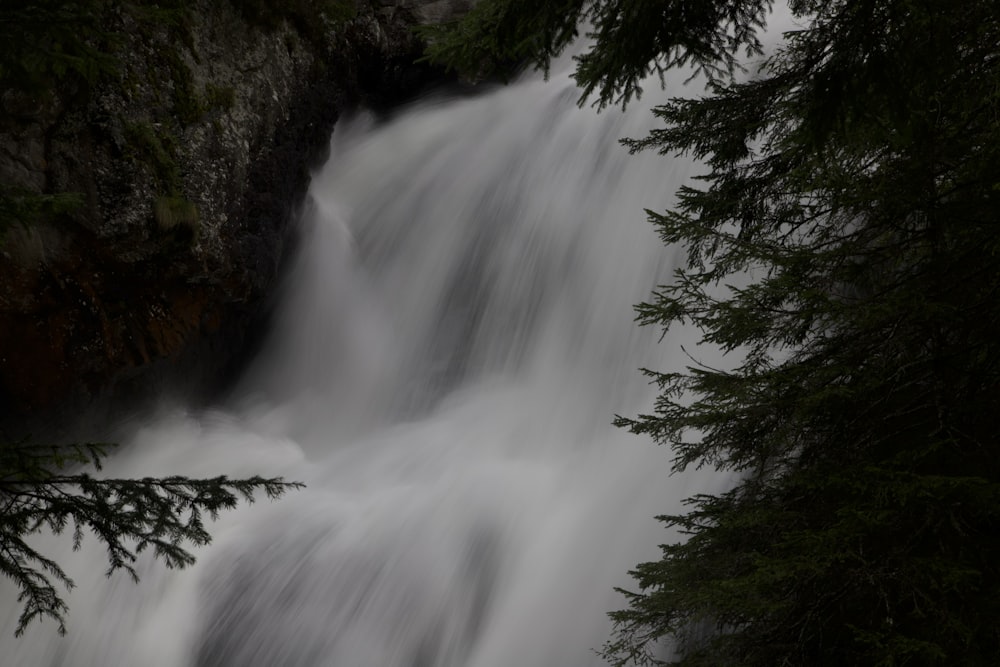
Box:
[0,439,302,637]
[421,0,772,107]
[428,0,1000,664]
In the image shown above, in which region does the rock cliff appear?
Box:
[0,0,472,428]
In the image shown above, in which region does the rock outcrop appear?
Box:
[0,0,472,428]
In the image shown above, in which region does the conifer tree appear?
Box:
[427,0,1000,664]
[0,439,301,636]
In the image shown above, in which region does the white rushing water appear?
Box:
[1,63,734,666]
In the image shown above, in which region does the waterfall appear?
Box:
[0,62,733,666]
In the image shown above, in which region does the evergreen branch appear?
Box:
[0,438,303,636]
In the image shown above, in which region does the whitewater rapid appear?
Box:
[1,61,731,666]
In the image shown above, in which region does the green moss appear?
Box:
[124,121,181,194]
[204,83,236,111]
[124,124,202,240]
[0,188,83,241]
[154,194,199,235]
[164,49,205,124]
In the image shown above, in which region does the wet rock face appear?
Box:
[0,1,460,428]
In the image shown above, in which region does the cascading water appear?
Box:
[0,62,733,666]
